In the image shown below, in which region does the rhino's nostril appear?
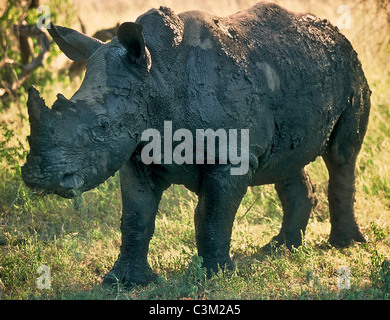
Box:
[60,172,84,190]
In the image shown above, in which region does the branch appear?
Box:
[0,24,51,100]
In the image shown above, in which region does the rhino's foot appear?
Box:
[102,256,158,288]
[261,231,303,253]
[328,226,366,248]
[202,257,235,276]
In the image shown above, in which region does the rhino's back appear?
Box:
[177,1,361,99]
[137,2,367,174]
[139,2,361,122]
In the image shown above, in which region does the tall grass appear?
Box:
[0,0,389,299]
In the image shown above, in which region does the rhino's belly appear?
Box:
[250,122,332,185]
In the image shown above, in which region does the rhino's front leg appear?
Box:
[195,165,251,274]
[102,158,165,288]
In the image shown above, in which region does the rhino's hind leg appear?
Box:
[323,149,366,247]
[322,88,370,247]
[263,168,317,251]
[102,159,166,288]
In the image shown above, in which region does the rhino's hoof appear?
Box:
[202,258,235,276]
[261,232,303,253]
[328,229,366,248]
[102,261,158,288]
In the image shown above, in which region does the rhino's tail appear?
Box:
[326,75,371,167]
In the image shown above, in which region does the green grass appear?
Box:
[1,0,390,300]
[1,170,389,299]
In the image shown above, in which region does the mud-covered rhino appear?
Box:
[22,2,370,286]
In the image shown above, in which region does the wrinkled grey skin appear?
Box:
[22,2,370,287]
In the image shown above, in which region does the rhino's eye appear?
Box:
[98,116,110,129]
[92,115,112,140]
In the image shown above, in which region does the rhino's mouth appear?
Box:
[55,172,85,198]
[59,172,84,190]
[21,158,86,199]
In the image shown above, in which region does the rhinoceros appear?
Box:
[22,2,370,286]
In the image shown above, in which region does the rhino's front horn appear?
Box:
[27,86,50,134]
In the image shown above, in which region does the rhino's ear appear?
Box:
[48,22,104,61]
[117,22,146,64]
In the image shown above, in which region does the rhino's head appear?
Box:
[22,22,151,198]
